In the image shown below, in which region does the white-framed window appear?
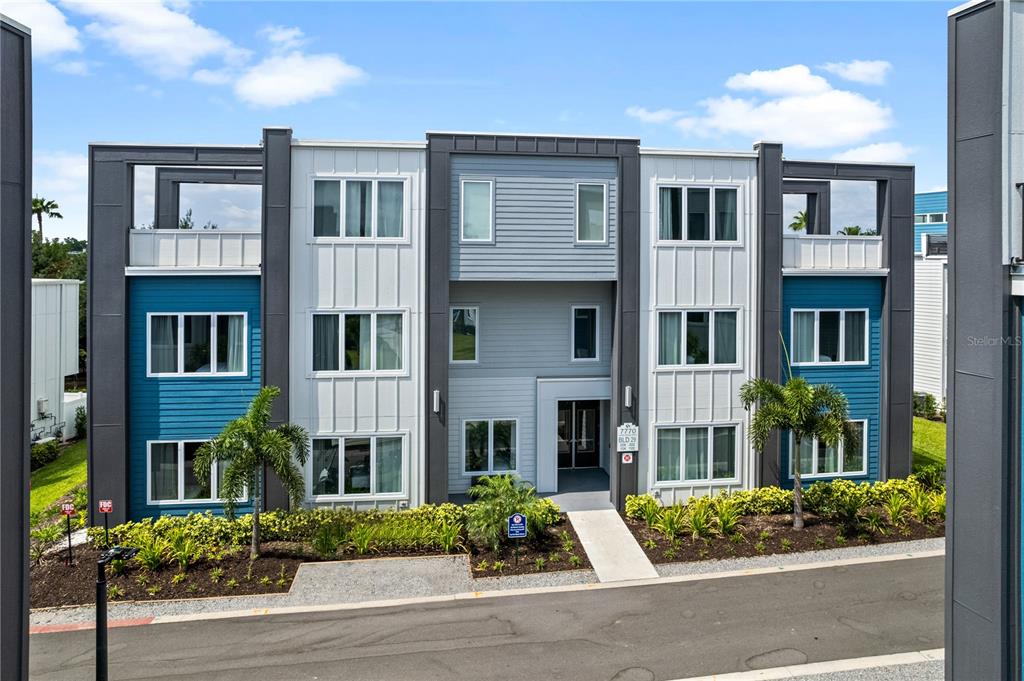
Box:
[570,305,600,362]
[450,306,479,363]
[460,179,494,242]
[655,424,738,483]
[310,434,406,498]
[147,440,245,505]
[791,309,868,366]
[790,420,868,478]
[147,312,247,377]
[463,418,518,474]
[657,185,739,243]
[310,311,405,374]
[657,309,739,367]
[311,177,407,239]
[576,182,608,244]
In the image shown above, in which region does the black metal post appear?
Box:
[95,558,107,681]
[103,515,109,548]
[65,515,73,565]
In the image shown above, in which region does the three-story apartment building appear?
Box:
[87,129,913,524]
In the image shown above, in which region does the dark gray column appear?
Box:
[425,135,452,504]
[755,142,783,486]
[155,167,263,229]
[947,2,1015,678]
[0,16,31,681]
[260,127,292,510]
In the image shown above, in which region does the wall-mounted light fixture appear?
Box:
[432,389,441,414]
[624,385,633,409]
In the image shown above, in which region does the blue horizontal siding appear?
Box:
[128,276,260,520]
[780,276,883,485]
[914,191,947,253]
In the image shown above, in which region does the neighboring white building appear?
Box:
[31,279,81,441]
[912,191,948,403]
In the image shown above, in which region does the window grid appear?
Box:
[463,418,518,475]
[789,421,868,478]
[656,184,741,244]
[309,435,406,499]
[790,309,869,366]
[310,311,406,374]
[654,424,740,484]
[147,440,247,505]
[311,177,407,240]
[147,312,247,378]
[656,308,740,369]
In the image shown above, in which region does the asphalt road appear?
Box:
[29,555,943,681]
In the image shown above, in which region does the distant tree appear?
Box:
[788,210,807,232]
[178,208,195,230]
[838,225,877,236]
[32,233,87,371]
[31,197,63,240]
[194,387,309,559]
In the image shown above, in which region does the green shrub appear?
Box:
[74,406,87,439]
[167,528,200,572]
[712,497,743,536]
[913,464,946,492]
[311,521,345,559]
[909,486,935,522]
[684,498,716,539]
[348,525,375,555]
[653,504,686,538]
[433,521,465,554]
[804,479,869,525]
[859,509,887,536]
[913,392,939,419]
[883,491,909,527]
[727,487,794,516]
[625,494,657,520]
[134,535,168,572]
[30,439,61,471]
[465,474,560,552]
[866,477,921,505]
[931,491,946,521]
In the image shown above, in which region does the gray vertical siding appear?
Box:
[449,155,618,280]
[447,281,614,493]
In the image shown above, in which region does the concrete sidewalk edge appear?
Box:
[666,648,944,680]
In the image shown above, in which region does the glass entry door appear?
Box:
[557,400,601,469]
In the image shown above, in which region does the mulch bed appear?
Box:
[30,546,303,608]
[623,513,945,565]
[469,517,593,578]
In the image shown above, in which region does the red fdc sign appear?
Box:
[98,500,113,514]
[60,503,75,516]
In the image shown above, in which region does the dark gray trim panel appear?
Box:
[755,143,783,486]
[260,128,292,510]
[87,144,262,526]
[780,160,914,483]
[424,133,640,510]
[782,180,831,235]
[0,16,31,681]
[154,167,262,229]
[947,2,1014,678]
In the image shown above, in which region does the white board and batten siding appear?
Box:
[31,279,81,440]
[289,143,427,508]
[448,281,615,495]
[449,155,619,281]
[913,256,947,401]
[639,153,759,504]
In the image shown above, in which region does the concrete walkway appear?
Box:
[567,509,658,582]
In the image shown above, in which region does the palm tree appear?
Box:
[739,375,859,530]
[32,197,63,240]
[194,386,309,559]
[788,210,807,232]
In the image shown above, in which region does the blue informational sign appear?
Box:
[507,513,527,539]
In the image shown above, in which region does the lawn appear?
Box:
[30,439,87,518]
[913,416,946,469]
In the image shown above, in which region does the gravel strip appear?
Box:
[654,538,943,577]
[779,659,942,680]
[31,555,596,627]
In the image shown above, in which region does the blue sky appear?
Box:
[7,1,954,239]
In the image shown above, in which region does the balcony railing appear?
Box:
[781,234,884,272]
[128,229,261,269]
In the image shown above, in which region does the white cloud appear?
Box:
[33,151,88,239]
[625,106,683,124]
[64,0,249,78]
[260,25,306,51]
[192,68,233,85]
[725,64,830,96]
[3,0,81,57]
[831,141,914,163]
[234,51,365,107]
[926,184,948,193]
[134,83,164,99]
[821,60,892,86]
[53,59,89,75]
[669,64,893,148]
